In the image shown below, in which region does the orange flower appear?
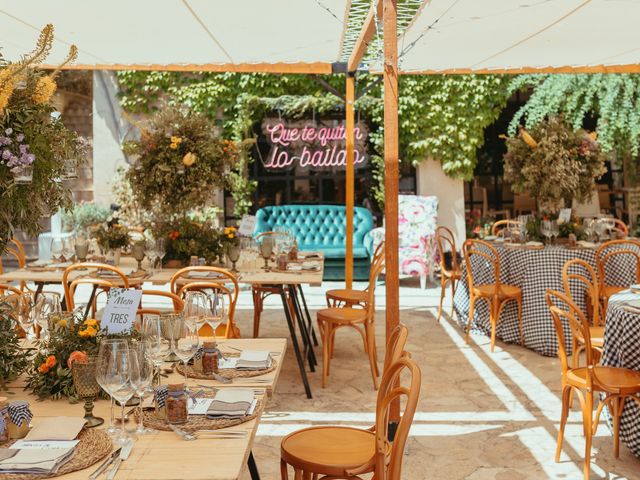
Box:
[67,351,88,369]
[38,363,50,374]
[168,230,180,240]
[45,355,57,369]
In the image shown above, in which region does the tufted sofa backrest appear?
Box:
[254,205,374,248]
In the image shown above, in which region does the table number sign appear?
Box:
[238,215,257,237]
[558,208,572,224]
[101,288,142,334]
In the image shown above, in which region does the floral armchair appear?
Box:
[365,195,439,289]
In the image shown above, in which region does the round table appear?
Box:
[602,291,640,458]
[453,243,637,356]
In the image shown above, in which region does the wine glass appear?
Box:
[109,349,135,445]
[156,238,166,272]
[260,236,274,271]
[551,220,560,245]
[226,244,241,272]
[71,355,104,427]
[541,220,552,244]
[96,339,130,438]
[161,313,181,362]
[130,344,154,435]
[144,239,158,274]
[62,236,75,263]
[184,291,207,333]
[204,291,226,342]
[131,241,146,271]
[35,292,61,341]
[142,314,172,385]
[50,237,63,263]
[16,292,35,340]
[74,236,89,263]
[173,317,200,391]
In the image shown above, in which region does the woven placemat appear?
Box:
[0,428,112,480]
[176,359,276,380]
[141,399,262,433]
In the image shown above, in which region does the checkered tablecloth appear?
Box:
[602,292,640,458]
[453,243,638,356]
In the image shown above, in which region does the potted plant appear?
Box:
[92,220,130,265]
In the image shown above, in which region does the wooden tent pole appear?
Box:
[345,73,356,288]
[383,0,400,425]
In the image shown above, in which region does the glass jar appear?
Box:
[166,383,188,425]
[202,342,219,375]
[0,397,9,442]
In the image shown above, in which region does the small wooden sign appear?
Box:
[102,288,142,334]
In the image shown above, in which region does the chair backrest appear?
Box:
[365,245,386,323]
[137,290,184,318]
[0,238,27,277]
[562,258,601,326]
[0,284,22,297]
[170,266,239,338]
[491,219,521,236]
[63,263,130,311]
[595,239,640,289]
[383,323,409,372]
[373,358,421,480]
[462,239,502,293]
[435,226,458,274]
[546,290,596,374]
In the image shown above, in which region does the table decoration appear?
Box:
[165,383,188,425]
[0,398,8,442]
[92,219,130,266]
[70,356,103,428]
[0,428,112,480]
[176,353,276,380]
[6,402,32,440]
[0,303,31,391]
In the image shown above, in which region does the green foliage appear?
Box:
[161,218,225,264]
[62,202,111,233]
[92,221,130,251]
[509,74,640,157]
[0,302,31,391]
[504,116,607,211]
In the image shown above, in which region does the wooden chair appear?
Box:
[513,192,536,216]
[435,227,461,322]
[251,231,295,338]
[280,356,421,480]
[316,251,386,389]
[137,290,184,318]
[62,263,129,315]
[326,242,384,307]
[462,239,523,352]
[561,259,604,367]
[170,266,239,338]
[0,238,29,291]
[546,290,640,479]
[383,323,409,370]
[491,219,521,236]
[595,239,640,312]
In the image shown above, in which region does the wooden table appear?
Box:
[4,338,287,479]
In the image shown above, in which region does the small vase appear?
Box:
[12,165,33,184]
[105,249,121,266]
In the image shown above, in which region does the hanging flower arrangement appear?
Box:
[0,24,88,253]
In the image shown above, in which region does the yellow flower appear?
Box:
[170,142,178,149]
[56,319,68,328]
[32,75,57,104]
[78,329,90,338]
[171,136,182,144]
[83,319,98,327]
[182,152,197,167]
[85,326,98,337]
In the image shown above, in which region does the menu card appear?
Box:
[238,215,257,236]
[101,288,142,334]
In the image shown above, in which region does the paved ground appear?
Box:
[69,276,639,479]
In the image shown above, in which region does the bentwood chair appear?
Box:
[62,263,129,315]
[435,227,461,322]
[251,231,295,338]
[170,266,240,338]
[491,219,521,236]
[316,251,386,388]
[462,239,523,352]
[137,290,184,318]
[561,259,604,367]
[280,357,421,480]
[546,290,640,479]
[595,239,640,312]
[326,242,384,307]
[0,238,29,291]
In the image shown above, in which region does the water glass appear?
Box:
[96,339,130,438]
[173,317,200,391]
[130,344,154,435]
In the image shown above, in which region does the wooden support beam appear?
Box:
[345,73,356,288]
[311,75,346,102]
[347,0,383,72]
[383,0,400,404]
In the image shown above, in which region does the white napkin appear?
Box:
[25,417,86,441]
[286,264,302,271]
[189,271,221,279]
[207,388,254,418]
[0,448,74,474]
[99,267,133,277]
[526,241,543,247]
[577,240,597,249]
[236,350,272,370]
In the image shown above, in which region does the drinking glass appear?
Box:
[62,237,75,263]
[71,355,104,427]
[144,239,158,274]
[551,220,560,244]
[109,349,135,445]
[184,291,207,333]
[156,238,166,271]
[34,292,61,340]
[205,291,225,341]
[131,242,146,271]
[142,314,172,385]
[130,344,154,435]
[541,220,552,244]
[260,236,274,271]
[226,244,241,272]
[173,317,200,391]
[595,219,607,243]
[74,236,89,262]
[16,292,35,340]
[161,313,181,362]
[96,339,130,438]
[50,237,63,263]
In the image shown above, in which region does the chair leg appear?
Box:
[252,291,262,338]
[293,468,303,480]
[555,386,572,462]
[516,296,524,346]
[320,320,331,388]
[450,278,456,318]
[489,300,498,353]
[465,295,476,345]
[302,472,312,480]
[582,391,594,480]
[280,460,289,480]
[612,396,625,458]
[366,324,379,389]
[437,276,446,322]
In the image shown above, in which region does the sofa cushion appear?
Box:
[310,246,369,259]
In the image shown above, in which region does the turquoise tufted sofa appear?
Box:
[254,205,374,281]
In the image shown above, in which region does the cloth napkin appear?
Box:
[236,350,272,370]
[207,388,254,418]
[525,241,543,247]
[0,448,74,474]
[577,240,597,249]
[99,268,133,277]
[24,417,86,441]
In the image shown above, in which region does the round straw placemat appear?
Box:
[141,399,261,433]
[0,428,112,480]
[176,360,276,380]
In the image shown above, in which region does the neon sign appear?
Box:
[261,119,369,171]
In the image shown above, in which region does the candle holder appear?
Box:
[71,356,104,428]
